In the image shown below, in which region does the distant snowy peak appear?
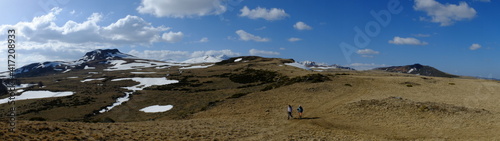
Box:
[298,61,354,70]
[182,55,230,64]
[14,49,137,77]
[79,49,135,62]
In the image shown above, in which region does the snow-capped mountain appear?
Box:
[14,49,137,77]
[375,63,458,78]
[182,55,230,64]
[78,49,135,63]
[299,61,354,70]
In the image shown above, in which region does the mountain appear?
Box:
[77,49,135,63]
[375,63,458,78]
[14,49,136,77]
[182,55,230,64]
[299,61,355,70]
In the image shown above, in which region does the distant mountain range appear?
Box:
[13,49,137,77]
[374,63,458,78]
[299,61,355,70]
[7,49,463,79]
[182,55,230,64]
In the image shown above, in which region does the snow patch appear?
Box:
[234,58,243,62]
[81,78,105,82]
[62,69,71,73]
[99,77,178,113]
[139,105,174,113]
[130,72,157,74]
[0,91,74,104]
[180,65,214,70]
[105,60,186,71]
[84,65,95,70]
[285,62,311,70]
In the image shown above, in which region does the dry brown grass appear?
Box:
[2,57,500,140]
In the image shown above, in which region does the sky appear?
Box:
[0,0,499,79]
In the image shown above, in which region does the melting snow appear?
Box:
[130,72,157,74]
[234,58,243,62]
[139,105,174,113]
[81,78,105,82]
[180,65,214,70]
[67,76,79,79]
[84,65,95,70]
[104,60,186,71]
[62,69,71,73]
[99,77,178,113]
[285,62,311,70]
[0,91,74,104]
[111,77,178,91]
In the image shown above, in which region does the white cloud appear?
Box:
[389,37,428,45]
[161,31,184,43]
[137,0,227,18]
[469,43,481,50]
[293,21,312,30]
[356,49,380,55]
[249,49,280,56]
[128,50,189,61]
[414,0,477,26]
[412,33,431,37]
[102,15,171,44]
[288,37,302,42]
[190,50,240,58]
[239,6,289,21]
[0,7,185,70]
[235,30,270,42]
[70,10,76,15]
[255,26,267,30]
[348,63,387,70]
[199,37,209,43]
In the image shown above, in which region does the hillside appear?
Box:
[375,63,458,78]
[1,50,500,140]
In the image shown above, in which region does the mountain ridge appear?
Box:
[374,63,458,78]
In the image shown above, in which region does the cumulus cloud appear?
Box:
[389,37,428,45]
[161,31,184,43]
[348,63,387,70]
[190,50,240,58]
[412,33,431,37]
[249,49,280,56]
[239,6,289,21]
[356,49,380,55]
[137,0,227,18]
[0,7,184,70]
[469,43,481,50]
[288,37,302,42]
[128,50,189,61]
[414,0,477,26]
[293,21,312,30]
[235,30,270,42]
[197,37,209,43]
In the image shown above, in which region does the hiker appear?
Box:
[297,105,303,119]
[287,105,293,120]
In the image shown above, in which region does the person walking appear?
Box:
[297,105,303,119]
[287,105,293,120]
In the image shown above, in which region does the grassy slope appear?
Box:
[2,57,500,140]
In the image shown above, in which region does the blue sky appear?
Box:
[0,0,498,78]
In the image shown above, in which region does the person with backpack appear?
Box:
[287,105,293,120]
[297,105,303,119]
